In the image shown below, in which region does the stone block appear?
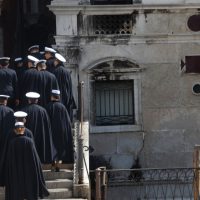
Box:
[90,133,117,155]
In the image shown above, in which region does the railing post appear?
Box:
[193,145,200,200]
[101,167,107,200]
[95,168,102,200]
[95,167,107,200]
[73,81,90,199]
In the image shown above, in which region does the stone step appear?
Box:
[46,179,73,189]
[42,199,87,200]
[42,164,73,170]
[43,169,73,180]
[48,188,72,199]
[0,193,4,200]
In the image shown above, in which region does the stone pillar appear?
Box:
[49,1,81,110]
[73,121,90,199]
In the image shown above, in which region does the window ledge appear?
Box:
[90,124,142,133]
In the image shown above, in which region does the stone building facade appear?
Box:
[0,0,199,170]
[49,0,200,169]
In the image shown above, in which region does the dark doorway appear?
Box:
[1,0,56,58]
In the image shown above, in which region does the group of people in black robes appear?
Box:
[0,45,76,200]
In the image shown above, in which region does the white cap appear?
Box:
[52,89,60,95]
[25,92,40,99]
[14,111,28,118]
[0,94,10,99]
[14,57,23,62]
[27,55,39,62]
[55,53,66,63]
[45,47,56,53]
[14,121,24,128]
[0,57,10,61]
[28,45,39,52]
[35,59,46,66]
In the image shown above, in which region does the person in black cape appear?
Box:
[46,90,74,171]
[0,95,15,186]
[27,45,43,59]
[19,55,39,106]
[0,57,19,109]
[52,53,76,122]
[44,47,56,73]
[13,57,26,84]
[5,121,49,200]
[36,59,59,107]
[21,92,56,163]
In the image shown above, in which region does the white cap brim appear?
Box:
[52,89,60,95]
[45,47,56,53]
[28,45,39,51]
[14,57,23,62]
[35,59,46,66]
[14,111,28,118]
[0,57,10,61]
[15,121,24,127]
[0,95,10,98]
[25,92,40,99]
[27,55,39,62]
[55,53,66,63]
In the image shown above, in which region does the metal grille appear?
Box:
[95,80,134,125]
[93,15,132,35]
[91,0,133,5]
[107,168,198,200]
[91,168,200,200]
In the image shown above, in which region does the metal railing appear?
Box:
[91,167,200,200]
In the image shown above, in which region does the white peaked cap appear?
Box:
[0,94,10,98]
[45,47,56,53]
[25,92,40,99]
[15,121,24,127]
[55,53,66,63]
[14,111,28,118]
[27,55,39,62]
[14,57,23,62]
[28,45,39,52]
[35,59,46,66]
[52,89,60,95]
[0,57,10,61]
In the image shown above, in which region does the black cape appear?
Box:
[46,101,74,163]
[0,127,34,186]
[0,67,19,99]
[0,105,14,186]
[5,135,49,200]
[20,67,39,106]
[46,57,55,73]
[52,64,76,121]
[37,70,59,107]
[22,103,55,163]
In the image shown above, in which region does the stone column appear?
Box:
[49,0,81,108]
[73,121,90,199]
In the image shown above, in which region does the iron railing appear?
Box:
[91,167,200,200]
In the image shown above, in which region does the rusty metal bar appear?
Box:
[193,145,200,200]
[100,167,107,200]
[78,81,84,184]
[95,168,102,200]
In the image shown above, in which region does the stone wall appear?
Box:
[49,2,200,169]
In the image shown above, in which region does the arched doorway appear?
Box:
[1,0,56,58]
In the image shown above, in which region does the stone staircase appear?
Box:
[0,164,87,200]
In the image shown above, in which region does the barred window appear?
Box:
[91,0,133,5]
[93,15,132,35]
[95,80,134,126]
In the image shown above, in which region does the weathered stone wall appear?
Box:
[49,2,200,169]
